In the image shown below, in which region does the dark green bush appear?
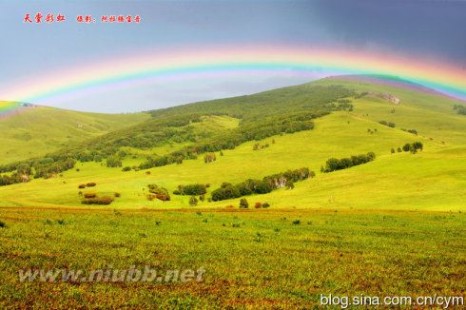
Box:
[239,198,249,209]
[174,184,207,196]
[323,152,375,173]
[81,196,114,205]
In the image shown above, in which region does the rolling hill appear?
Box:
[1,76,465,308]
[0,103,150,164]
[0,76,464,210]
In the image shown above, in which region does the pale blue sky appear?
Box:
[0,0,465,112]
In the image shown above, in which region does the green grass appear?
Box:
[0,104,150,164]
[1,96,464,210]
[0,207,464,308]
[0,78,465,308]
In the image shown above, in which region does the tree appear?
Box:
[412,141,423,151]
[402,143,411,152]
[239,198,249,209]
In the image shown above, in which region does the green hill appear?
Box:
[1,76,465,308]
[0,76,464,210]
[0,103,150,164]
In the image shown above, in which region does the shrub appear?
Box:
[239,198,249,209]
[211,183,241,201]
[147,184,170,201]
[86,182,96,187]
[262,202,270,208]
[204,153,216,163]
[379,120,395,128]
[84,192,96,199]
[78,184,86,189]
[155,194,170,201]
[402,143,411,152]
[453,104,466,115]
[174,184,207,196]
[114,192,121,198]
[81,196,114,205]
[122,166,131,172]
[254,202,262,209]
[292,219,301,225]
[106,155,122,168]
[189,196,198,206]
[412,141,423,151]
[0,220,6,228]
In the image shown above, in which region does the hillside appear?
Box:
[0,76,464,210]
[0,103,150,164]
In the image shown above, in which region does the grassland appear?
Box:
[0,104,150,164]
[1,80,464,210]
[0,207,464,309]
[0,77,465,308]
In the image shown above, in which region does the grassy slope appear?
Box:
[1,78,464,211]
[0,207,463,308]
[0,104,150,164]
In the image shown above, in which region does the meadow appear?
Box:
[0,104,149,164]
[0,77,465,308]
[0,207,464,309]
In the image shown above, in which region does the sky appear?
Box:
[0,0,465,113]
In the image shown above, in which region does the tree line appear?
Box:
[322,152,376,173]
[211,167,314,201]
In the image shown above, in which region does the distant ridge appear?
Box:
[325,74,465,102]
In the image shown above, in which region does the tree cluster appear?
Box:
[173,184,208,196]
[401,128,418,135]
[106,155,122,168]
[379,120,396,128]
[401,141,423,153]
[211,167,313,201]
[322,152,376,173]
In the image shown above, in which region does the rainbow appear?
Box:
[2,45,465,109]
[0,101,25,118]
